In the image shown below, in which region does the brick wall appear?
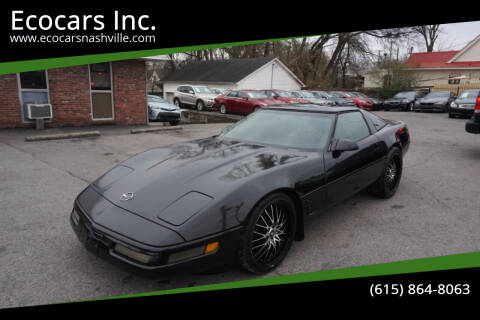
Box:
[112,60,147,125]
[0,74,21,128]
[0,59,147,128]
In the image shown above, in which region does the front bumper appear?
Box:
[383,102,405,110]
[70,203,243,277]
[149,110,181,122]
[449,106,474,117]
[415,103,447,112]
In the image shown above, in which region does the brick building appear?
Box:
[0,59,147,128]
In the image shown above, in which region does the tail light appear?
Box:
[395,126,407,143]
[474,96,480,113]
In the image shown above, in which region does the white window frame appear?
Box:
[89,62,115,121]
[17,70,51,123]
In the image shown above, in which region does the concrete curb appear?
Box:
[25,131,101,142]
[130,126,183,134]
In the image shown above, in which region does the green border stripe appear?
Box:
[79,251,480,302]
[0,35,318,75]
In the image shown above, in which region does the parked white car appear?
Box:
[173,85,218,111]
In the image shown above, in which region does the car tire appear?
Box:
[219,104,227,114]
[196,100,205,111]
[370,147,402,199]
[173,98,181,108]
[169,120,180,126]
[238,193,297,274]
[448,112,454,118]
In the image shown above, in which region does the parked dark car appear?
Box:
[383,91,419,111]
[214,90,285,114]
[70,104,410,276]
[414,91,455,113]
[147,95,181,126]
[310,91,356,106]
[449,89,480,118]
[465,91,480,134]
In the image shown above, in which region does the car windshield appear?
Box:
[194,87,213,94]
[246,91,269,98]
[423,91,450,98]
[148,95,167,103]
[297,91,315,98]
[328,92,345,98]
[277,91,295,98]
[458,90,479,99]
[220,109,334,150]
[393,92,415,99]
[312,91,329,98]
[355,92,369,98]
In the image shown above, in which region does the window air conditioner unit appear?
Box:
[27,104,53,119]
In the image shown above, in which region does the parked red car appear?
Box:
[330,91,374,110]
[215,90,285,114]
[262,89,310,104]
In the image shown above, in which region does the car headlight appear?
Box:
[450,101,457,107]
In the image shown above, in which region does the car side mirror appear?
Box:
[221,124,234,134]
[332,138,359,157]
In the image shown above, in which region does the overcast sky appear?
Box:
[439,21,480,50]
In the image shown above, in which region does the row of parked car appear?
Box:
[146,85,480,125]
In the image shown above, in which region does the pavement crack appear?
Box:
[3,142,91,185]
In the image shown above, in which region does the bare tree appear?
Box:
[410,25,443,52]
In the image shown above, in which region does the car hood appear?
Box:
[454,98,476,104]
[149,102,179,110]
[385,97,411,103]
[418,97,448,103]
[252,98,285,105]
[91,137,306,225]
[197,93,218,100]
[305,97,329,104]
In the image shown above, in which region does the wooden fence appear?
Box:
[432,83,480,96]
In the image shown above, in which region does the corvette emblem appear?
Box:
[120,192,134,201]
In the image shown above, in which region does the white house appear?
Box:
[364,34,480,89]
[162,57,305,102]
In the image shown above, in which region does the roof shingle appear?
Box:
[163,57,276,83]
[405,51,480,68]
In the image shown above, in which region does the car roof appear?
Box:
[262,103,359,113]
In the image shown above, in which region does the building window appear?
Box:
[448,79,460,85]
[17,71,50,122]
[89,63,114,120]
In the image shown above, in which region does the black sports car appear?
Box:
[71,105,410,276]
[383,91,418,111]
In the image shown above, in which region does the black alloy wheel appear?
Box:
[370,147,402,198]
[238,193,296,274]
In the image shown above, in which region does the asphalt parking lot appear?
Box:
[1,111,480,308]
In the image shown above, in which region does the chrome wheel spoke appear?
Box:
[250,200,291,265]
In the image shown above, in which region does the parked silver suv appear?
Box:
[173,85,218,111]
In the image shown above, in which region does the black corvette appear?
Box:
[71,105,410,276]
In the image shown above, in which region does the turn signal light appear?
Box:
[204,241,219,254]
[474,96,480,113]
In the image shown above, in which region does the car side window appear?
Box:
[362,111,387,131]
[264,91,274,97]
[334,112,370,142]
[186,86,194,94]
[227,91,238,97]
[177,86,184,92]
[238,92,247,98]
